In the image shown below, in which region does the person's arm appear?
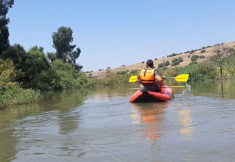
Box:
[154,71,164,84]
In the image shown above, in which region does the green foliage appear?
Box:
[1,44,27,70]
[158,61,170,68]
[199,55,205,59]
[0,58,39,109]
[0,81,40,109]
[23,46,50,89]
[175,63,217,82]
[158,63,163,68]
[171,57,183,66]
[164,61,170,66]
[50,59,94,90]
[51,26,81,68]
[96,72,131,87]
[117,70,128,75]
[129,69,139,75]
[0,0,14,55]
[191,55,199,62]
[189,50,195,54]
[0,58,20,81]
[201,49,206,53]
[167,53,179,57]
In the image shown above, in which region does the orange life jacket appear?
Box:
[139,69,155,84]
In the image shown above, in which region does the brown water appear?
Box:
[0,81,235,162]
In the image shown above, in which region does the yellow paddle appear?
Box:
[129,74,189,83]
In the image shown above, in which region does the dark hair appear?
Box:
[146,59,154,68]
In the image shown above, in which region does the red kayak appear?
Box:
[129,84,173,103]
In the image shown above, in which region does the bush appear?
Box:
[171,57,183,66]
[129,69,139,75]
[164,61,170,66]
[0,59,40,109]
[191,55,199,62]
[167,53,179,57]
[190,50,195,54]
[117,70,128,75]
[199,55,205,59]
[158,63,163,68]
[175,62,217,82]
[201,50,206,53]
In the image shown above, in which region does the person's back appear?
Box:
[138,59,163,92]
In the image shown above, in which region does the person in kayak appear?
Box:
[138,59,164,92]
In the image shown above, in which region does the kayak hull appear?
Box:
[129,84,173,103]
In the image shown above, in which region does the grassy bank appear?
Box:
[95,70,139,87]
[0,82,40,109]
[0,58,95,109]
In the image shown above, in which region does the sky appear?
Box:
[8,0,235,71]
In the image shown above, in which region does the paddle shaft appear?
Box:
[130,86,186,89]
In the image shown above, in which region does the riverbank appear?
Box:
[1,44,235,109]
[0,58,95,110]
[96,47,235,85]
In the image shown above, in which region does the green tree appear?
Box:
[212,47,230,78]
[23,46,50,89]
[0,0,14,55]
[2,44,27,69]
[51,26,81,67]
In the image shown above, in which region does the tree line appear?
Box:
[0,0,94,92]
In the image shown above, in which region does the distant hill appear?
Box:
[88,41,235,78]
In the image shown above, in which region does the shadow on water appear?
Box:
[131,102,169,141]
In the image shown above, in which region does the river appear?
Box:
[0,81,234,162]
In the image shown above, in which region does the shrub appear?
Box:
[164,61,170,66]
[178,57,183,62]
[117,71,128,75]
[0,59,40,109]
[199,55,205,59]
[129,69,139,75]
[158,63,164,68]
[171,57,183,66]
[175,62,217,82]
[167,53,179,57]
[191,55,199,62]
[190,50,195,54]
[201,50,206,53]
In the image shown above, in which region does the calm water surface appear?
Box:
[0,81,235,162]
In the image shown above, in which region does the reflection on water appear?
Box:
[178,109,193,141]
[191,80,235,99]
[0,81,234,161]
[131,102,168,140]
[0,89,93,162]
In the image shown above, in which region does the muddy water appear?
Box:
[0,81,234,162]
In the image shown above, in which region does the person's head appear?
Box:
[146,59,154,68]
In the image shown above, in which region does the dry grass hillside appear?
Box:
[88,41,235,78]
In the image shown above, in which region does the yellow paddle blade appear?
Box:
[174,74,189,82]
[129,76,138,83]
